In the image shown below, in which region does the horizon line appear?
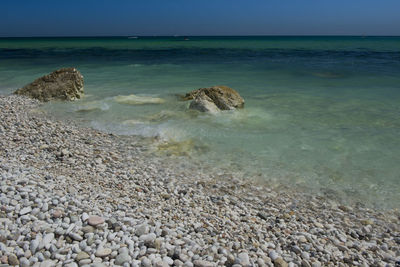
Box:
[1,34,400,38]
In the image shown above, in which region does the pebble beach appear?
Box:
[1,94,399,267]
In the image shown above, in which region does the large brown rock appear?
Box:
[184,85,244,112]
[14,68,84,101]
[189,91,220,114]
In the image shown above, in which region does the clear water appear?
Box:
[1,36,399,208]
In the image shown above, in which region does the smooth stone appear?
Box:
[8,254,19,266]
[88,216,105,226]
[95,248,112,257]
[82,213,89,222]
[154,261,169,267]
[41,233,55,249]
[115,252,131,265]
[193,259,214,267]
[19,207,32,215]
[69,233,84,241]
[30,239,40,254]
[0,256,7,264]
[81,226,95,233]
[269,251,279,261]
[20,257,30,267]
[141,257,152,267]
[274,258,288,267]
[79,258,92,265]
[163,256,174,265]
[53,209,62,218]
[236,252,251,267]
[40,260,56,267]
[139,233,156,243]
[76,251,90,261]
[135,223,149,236]
[298,236,307,243]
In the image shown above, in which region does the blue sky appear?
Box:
[1,0,399,37]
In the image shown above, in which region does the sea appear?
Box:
[1,36,399,208]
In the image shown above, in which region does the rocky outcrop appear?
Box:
[14,68,84,101]
[184,86,244,112]
[189,91,220,114]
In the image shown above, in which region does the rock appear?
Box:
[156,139,207,157]
[14,68,84,101]
[269,251,279,261]
[139,233,156,244]
[115,252,131,265]
[141,257,152,267]
[163,256,174,265]
[79,258,92,265]
[40,260,56,267]
[189,92,220,114]
[185,85,244,112]
[30,239,40,254]
[298,236,307,243]
[88,215,105,226]
[69,232,83,241]
[95,248,112,257]
[154,261,169,267]
[52,209,63,218]
[8,254,19,266]
[258,212,269,220]
[76,251,90,261]
[19,257,30,267]
[40,233,54,249]
[301,260,311,267]
[135,223,149,236]
[236,252,251,266]
[82,213,89,222]
[114,94,165,105]
[19,206,32,215]
[274,258,288,267]
[81,225,95,233]
[193,259,215,267]
[0,255,7,264]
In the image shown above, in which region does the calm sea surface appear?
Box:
[1,36,399,208]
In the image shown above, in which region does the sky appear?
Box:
[1,0,399,37]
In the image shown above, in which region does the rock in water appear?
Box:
[189,91,220,114]
[14,68,84,101]
[185,85,244,112]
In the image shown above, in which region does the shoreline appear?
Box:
[0,94,399,266]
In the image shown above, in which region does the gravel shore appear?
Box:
[0,95,399,267]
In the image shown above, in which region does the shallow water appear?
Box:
[1,36,399,208]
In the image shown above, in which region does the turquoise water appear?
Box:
[1,36,400,208]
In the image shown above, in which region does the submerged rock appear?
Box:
[14,68,84,101]
[156,139,208,156]
[184,85,244,113]
[74,101,109,113]
[114,94,165,105]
